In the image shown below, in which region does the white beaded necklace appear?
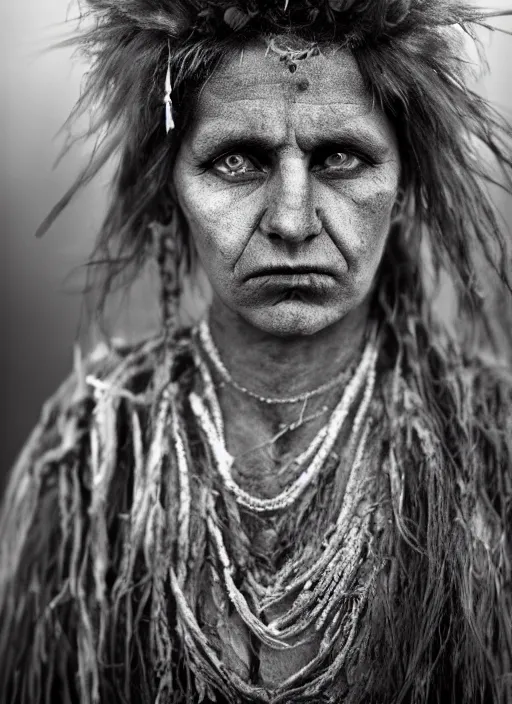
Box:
[191,330,378,513]
[167,324,383,698]
[197,319,359,405]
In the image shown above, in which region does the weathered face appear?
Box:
[173,43,400,337]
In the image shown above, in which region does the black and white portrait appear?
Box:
[1,2,512,702]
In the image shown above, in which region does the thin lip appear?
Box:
[244,265,335,280]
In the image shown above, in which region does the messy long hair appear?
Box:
[39,1,512,345]
[3,2,512,703]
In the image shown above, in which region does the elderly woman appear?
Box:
[1,1,512,703]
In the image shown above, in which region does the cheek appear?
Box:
[321,171,398,271]
[176,173,259,267]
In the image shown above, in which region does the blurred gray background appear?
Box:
[1,1,511,491]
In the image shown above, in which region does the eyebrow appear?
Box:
[190,122,392,161]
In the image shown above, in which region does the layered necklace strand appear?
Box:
[191,335,377,513]
[169,323,383,701]
[197,319,360,405]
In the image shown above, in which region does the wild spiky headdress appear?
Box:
[40,0,512,350]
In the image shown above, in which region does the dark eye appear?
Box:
[212,153,261,177]
[322,152,362,171]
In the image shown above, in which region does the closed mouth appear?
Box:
[245,265,334,280]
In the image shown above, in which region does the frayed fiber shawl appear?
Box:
[0,326,511,704]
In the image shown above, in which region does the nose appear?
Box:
[259,157,322,243]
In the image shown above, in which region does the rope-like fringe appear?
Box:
[0,322,511,703]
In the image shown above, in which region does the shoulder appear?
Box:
[0,330,196,703]
[0,329,197,570]
[409,332,512,437]
[389,336,512,547]
[1,333,165,527]
[429,341,512,477]
[416,340,512,566]
[451,349,512,446]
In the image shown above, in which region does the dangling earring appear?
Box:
[164,39,175,134]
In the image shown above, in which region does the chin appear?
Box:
[245,300,346,339]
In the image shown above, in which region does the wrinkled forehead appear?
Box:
[207,43,368,104]
[185,43,390,150]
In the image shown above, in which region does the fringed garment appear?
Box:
[1,325,511,704]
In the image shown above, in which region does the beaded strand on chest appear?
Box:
[165,323,385,701]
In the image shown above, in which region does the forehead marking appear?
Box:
[296,78,310,92]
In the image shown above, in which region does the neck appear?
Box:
[207,297,370,400]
